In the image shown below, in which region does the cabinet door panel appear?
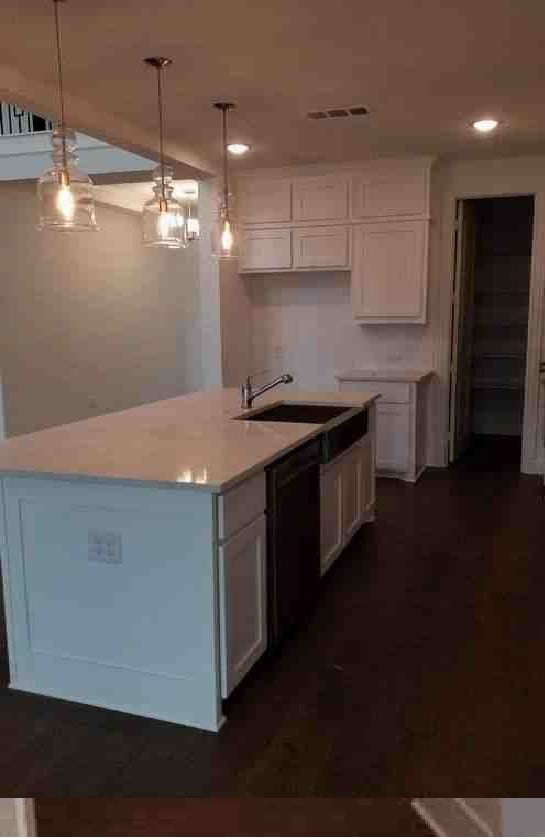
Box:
[219,514,267,697]
[351,220,428,323]
[293,176,349,222]
[238,179,291,224]
[352,171,429,218]
[320,460,343,575]
[376,404,410,472]
[342,444,363,541]
[293,226,349,269]
[239,229,292,272]
[360,435,374,517]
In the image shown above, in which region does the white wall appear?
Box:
[0,800,35,837]
[502,799,545,836]
[243,155,545,471]
[0,181,203,436]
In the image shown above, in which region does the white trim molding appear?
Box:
[0,799,36,837]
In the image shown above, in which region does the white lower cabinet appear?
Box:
[342,442,363,541]
[218,513,267,698]
[320,458,343,575]
[338,374,432,481]
[320,433,374,576]
[376,403,411,473]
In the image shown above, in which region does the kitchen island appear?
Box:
[0,387,378,731]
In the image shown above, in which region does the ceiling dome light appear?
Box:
[472,118,499,133]
[227,143,250,156]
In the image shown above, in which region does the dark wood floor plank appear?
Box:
[34,797,432,836]
[1,435,544,796]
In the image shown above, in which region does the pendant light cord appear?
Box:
[53,0,68,175]
[156,63,166,207]
[222,106,229,214]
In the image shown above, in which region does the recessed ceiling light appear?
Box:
[472,118,499,133]
[227,143,250,155]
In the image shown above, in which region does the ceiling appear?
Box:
[2,0,545,176]
[94,181,198,214]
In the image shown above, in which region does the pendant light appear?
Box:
[37,0,98,231]
[212,102,237,259]
[142,57,186,248]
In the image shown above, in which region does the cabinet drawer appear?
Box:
[293,176,349,222]
[239,228,292,272]
[339,380,410,404]
[218,471,266,542]
[293,226,349,269]
[238,179,291,224]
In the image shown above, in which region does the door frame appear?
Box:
[441,186,544,474]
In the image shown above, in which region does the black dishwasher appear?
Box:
[266,438,321,650]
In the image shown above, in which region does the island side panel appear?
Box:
[0,475,223,732]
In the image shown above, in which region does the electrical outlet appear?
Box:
[88,530,122,565]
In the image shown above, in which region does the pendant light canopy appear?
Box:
[37,0,97,232]
[142,57,186,249]
[212,102,237,259]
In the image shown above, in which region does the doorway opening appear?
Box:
[449,195,535,470]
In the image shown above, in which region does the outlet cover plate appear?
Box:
[88,529,122,565]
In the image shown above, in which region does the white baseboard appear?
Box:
[412,798,498,837]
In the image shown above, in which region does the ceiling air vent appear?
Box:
[307,106,368,120]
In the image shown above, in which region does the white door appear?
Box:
[449,200,477,462]
[320,459,343,575]
[218,514,267,697]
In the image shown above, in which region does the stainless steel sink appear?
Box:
[237,402,353,424]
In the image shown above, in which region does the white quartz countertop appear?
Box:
[0,387,379,492]
[336,369,434,383]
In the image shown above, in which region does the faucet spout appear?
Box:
[241,373,294,410]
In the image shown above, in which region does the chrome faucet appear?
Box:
[241,373,294,410]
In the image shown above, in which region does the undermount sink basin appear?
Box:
[237,402,353,424]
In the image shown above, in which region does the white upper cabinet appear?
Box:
[293,225,349,269]
[292,176,349,222]
[351,219,429,323]
[239,228,292,272]
[351,160,431,219]
[238,178,292,224]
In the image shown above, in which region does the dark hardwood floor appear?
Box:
[1,435,544,796]
[34,797,431,836]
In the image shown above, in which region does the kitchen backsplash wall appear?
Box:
[249,270,436,388]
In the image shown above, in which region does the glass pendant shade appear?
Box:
[212,200,238,259]
[37,125,98,231]
[142,165,187,248]
[212,102,237,259]
[184,198,200,242]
